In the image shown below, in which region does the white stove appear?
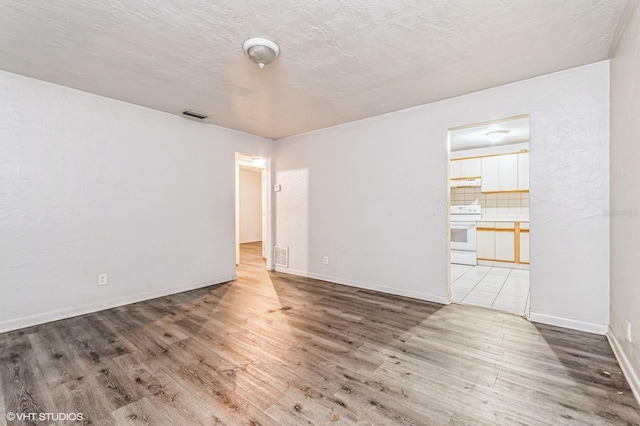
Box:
[450,205,481,266]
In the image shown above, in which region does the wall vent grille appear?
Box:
[182,110,208,119]
[274,246,289,268]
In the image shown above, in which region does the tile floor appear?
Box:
[450,264,530,316]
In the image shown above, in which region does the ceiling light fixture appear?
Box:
[243,38,280,69]
[251,157,266,167]
[486,130,510,143]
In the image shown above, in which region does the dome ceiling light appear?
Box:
[486,130,510,143]
[243,38,280,69]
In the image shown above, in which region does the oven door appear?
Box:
[450,221,477,252]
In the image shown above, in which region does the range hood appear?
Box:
[450,178,481,188]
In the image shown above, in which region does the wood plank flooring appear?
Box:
[1,242,638,425]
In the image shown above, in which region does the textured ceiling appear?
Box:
[0,0,631,139]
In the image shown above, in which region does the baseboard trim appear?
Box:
[0,274,236,333]
[529,312,608,335]
[477,260,529,270]
[607,329,640,405]
[274,267,450,305]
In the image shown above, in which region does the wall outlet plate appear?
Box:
[627,320,632,343]
[98,273,108,286]
[273,184,281,192]
[323,256,329,265]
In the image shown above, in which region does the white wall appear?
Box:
[0,70,273,332]
[275,61,610,332]
[609,2,640,402]
[239,167,262,243]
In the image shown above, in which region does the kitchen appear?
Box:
[448,116,530,316]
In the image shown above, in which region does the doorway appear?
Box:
[235,152,271,269]
[447,116,530,317]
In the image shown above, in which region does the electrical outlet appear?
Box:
[627,320,632,343]
[97,273,108,286]
[323,256,329,265]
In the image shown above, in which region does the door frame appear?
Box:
[446,115,531,317]
[235,152,273,270]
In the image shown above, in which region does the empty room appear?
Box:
[1,1,639,425]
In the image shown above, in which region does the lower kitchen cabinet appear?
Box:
[495,231,515,262]
[477,230,495,260]
[476,221,528,265]
[520,232,530,263]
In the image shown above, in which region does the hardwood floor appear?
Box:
[1,241,638,425]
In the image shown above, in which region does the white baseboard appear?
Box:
[607,329,640,405]
[477,260,529,270]
[0,274,236,333]
[274,267,450,305]
[529,311,608,335]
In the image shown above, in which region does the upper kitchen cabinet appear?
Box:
[450,160,461,179]
[499,154,518,191]
[517,152,529,191]
[460,158,481,178]
[481,152,529,192]
[480,156,499,192]
[450,158,481,179]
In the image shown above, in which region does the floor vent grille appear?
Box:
[274,246,289,268]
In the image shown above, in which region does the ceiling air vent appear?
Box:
[274,246,289,268]
[182,110,208,120]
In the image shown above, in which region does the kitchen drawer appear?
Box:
[476,221,495,228]
[495,222,515,229]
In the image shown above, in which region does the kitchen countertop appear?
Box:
[479,216,529,222]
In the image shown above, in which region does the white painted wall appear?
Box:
[275,62,610,332]
[239,167,262,243]
[609,2,640,402]
[0,70,273,332]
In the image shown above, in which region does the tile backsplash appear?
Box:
[450,187,529,216]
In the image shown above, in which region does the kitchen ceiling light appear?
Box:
[486,130,510,143]
[243,38,280,69]
[251,157,266,167]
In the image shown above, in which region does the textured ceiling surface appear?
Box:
[0,0,631,139]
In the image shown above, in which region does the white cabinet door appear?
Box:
[520,232,530,263]
[518,153,529,191]
[499,154,518,191]
[460,158,481,178]
[477,230,495,260]
[481,157,500,192]
[450,160,461,179]
[495,231,515,262]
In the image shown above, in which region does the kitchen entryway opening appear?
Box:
[235,152,271,269]
[447,116,530,317]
